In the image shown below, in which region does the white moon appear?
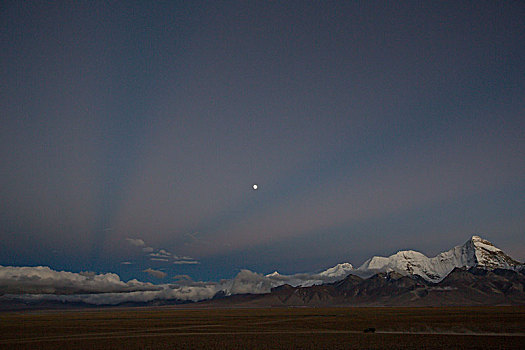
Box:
[252,184,258,190]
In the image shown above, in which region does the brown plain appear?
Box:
[1,306,524,349]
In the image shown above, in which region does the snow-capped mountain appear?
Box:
[263,264,354,287]
[353,235,523,282]
[2,236,523,309]
[318,263,354,278]
[262,236,522,286]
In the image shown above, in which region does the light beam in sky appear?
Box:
[0,0,523,283]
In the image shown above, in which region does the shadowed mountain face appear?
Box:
[204,268,525,307]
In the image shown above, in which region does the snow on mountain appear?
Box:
[468,236,522,269]
[263,270,326,287]
[266,271,281,278]
[318,263,354,278]
[262,236,522,286]
[263,263,354,287]
[354,235,523,282]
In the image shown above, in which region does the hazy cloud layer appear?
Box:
[0,265,158,295]
[173,260,200,265]
[0,265,344,305]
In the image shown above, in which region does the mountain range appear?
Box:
[341,235,522,282]
[1,235,523,309]
[203,266,525,307]
[266,235,523,286]
[204,235,525,307]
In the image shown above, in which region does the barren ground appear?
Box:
[1,306,524,349]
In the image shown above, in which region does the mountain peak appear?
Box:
[465,235,521,270]
[469,236,500,252]
[354,235,522,283]
[266,271,281,277]
[319,263,354,278]
[469,235,497,247]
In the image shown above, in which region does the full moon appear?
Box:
[252,184,258,190]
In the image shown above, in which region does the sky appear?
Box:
[1,0,524,284]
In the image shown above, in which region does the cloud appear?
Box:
[0,268,266,305]
[123,238,199,265]
[0,265,219,305]
[0,287,219,306]
[0,265,159,295]
[143,268,167,279]
[173,275,193,282]
[121,261,133,265]
[126,238,145,247]
[0,264,353,306]
[150,252,170,258]
[221,270,274,295]
[263,271,335,287]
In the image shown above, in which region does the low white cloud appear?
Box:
[126,238,145,247]
[0,265,274,305]
[263,271,350,287]
[221,270,274,295]
[173,260,199,265]
[150,258,169,262]
[0,264,348,306]
[143,268,167,279]
[121,261,132,265]
[142,247,154,253]
[150,252,170,258]
[0,286,219,306]
[0,265,158,295]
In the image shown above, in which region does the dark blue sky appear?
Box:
[1,1,524,282]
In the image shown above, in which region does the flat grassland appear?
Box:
[1,306,524,349]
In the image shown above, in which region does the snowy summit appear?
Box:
[353,235,522,282]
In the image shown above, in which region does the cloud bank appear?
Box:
[0,265,159,295]
[0,264,351,305]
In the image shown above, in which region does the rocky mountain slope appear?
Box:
[204,267,525,307]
